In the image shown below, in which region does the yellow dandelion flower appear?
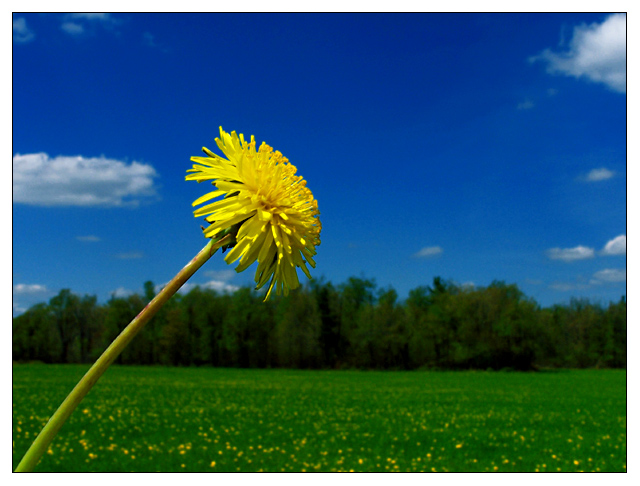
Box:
[187,127,321,300]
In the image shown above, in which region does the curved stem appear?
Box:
[15,235,232,472]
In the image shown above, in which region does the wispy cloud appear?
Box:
[111,287,134,298]
[601,235,626,256]
[141,31,171,53]
[548,275,592,292]
[115,252,144,260]
[13,283,49,294]
[13,17,35,43]
[413,246,443,258]
[530,13,626,93]
[547,235,625,266]
[549,282,580,292]
[76,235,101,242]
[13,283,51,316]
[517,99,535,110]
[60,22,84,35]
[60,13,121,37]
[584,167,615,182]
[203,269,237,281]
[546,245,595,262]
[201,280,240,293]
[13,303,28,315]
[156,280,240,295]
[143,32,157,47]
[591,268,626,283]
[68,13,113,21]
[13,153,159,207]
[194,270,240,293]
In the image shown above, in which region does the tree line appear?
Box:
[12,277,626,370]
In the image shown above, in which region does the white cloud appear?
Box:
[115,252,144,260]
[13,153,159,207]
[203,269,237,281]
[549,278,593,291]
[601,235,626,256]
[517,99,535,110]
[60,22,84,35]
[551,266,626,291]
[549,282,577,292]
[76,235,101,242]
[530,13,626,93]
[546,245,595,262]
[60,13,120,37]
[592,268,626,283]
[13,303,28,315]
[413,246,443,258]
[111,287,134,298]
[157,280,239,295]
[201,280,240,293]
[143,32,157,47]
[13,17,35,43]
[13,283,49,294]
[585,168,615,181]
[68,13,112,21]
[13,283,51,316]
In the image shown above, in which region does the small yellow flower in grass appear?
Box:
[187,127,321,300]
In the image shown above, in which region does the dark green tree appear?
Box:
[405,286,436,368]
[274,286,322,368]
[222,287,275,367]
[339,276,376,366]
[606,296,627,368]
[13,303,61,363]
[48,289,81,363]
[12,276,627,371]
[103,293,145,364]
[309,279,341,368]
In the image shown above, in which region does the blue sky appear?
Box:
[12,13,626,315]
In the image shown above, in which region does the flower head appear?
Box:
[187,127,321,300]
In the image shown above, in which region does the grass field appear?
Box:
[12,364,626,472]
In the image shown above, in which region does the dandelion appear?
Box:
[15,126,319,472]
[187,127,321,300]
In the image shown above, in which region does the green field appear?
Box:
[13,364,626,472]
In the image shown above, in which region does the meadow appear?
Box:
[12,364,626,472]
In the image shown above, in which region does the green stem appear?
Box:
[14,235,232,472]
